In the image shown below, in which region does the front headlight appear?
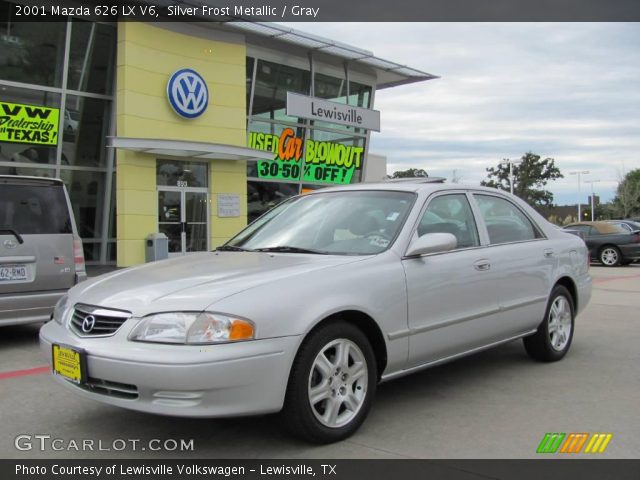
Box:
[53,294,70,325]
[128,312,255,344]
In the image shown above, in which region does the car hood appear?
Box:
[68,252,366,316]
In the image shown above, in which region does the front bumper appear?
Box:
[39,320,301,418]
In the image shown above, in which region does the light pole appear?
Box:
[569,170,590,220]
[586,180,601,221]
[500,159,522,195]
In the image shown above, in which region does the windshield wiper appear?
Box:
[0,227,24,244]
[252,246,328,254]
[215,245,252,252]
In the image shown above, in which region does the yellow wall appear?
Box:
[116,22,247,266]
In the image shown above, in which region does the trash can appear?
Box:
[145,233,169,262]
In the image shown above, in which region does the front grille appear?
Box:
[69,304,131,337]
[80,377,139,400]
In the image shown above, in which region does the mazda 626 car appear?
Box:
[40,179,592,443]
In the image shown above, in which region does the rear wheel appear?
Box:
[283,321,377,443]
[524,285,575,362]
[599,246,621,267]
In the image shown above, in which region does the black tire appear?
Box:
[523,285,575,362]
[283,321,377,443]
[599,245,621,267]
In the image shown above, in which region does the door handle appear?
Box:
[544,248,555,258]
[473,260,491,271]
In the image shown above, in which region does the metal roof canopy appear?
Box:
[229,22,438,89]
[145,1,438,89]
[107,137,274,161]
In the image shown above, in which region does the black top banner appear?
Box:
[4,0,640,21]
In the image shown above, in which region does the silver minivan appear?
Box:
[1,175,86,326]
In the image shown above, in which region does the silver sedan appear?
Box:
[40,181,591,443]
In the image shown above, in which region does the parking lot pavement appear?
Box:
[1,266,638,459]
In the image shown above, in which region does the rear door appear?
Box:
[471,193,554,335]
[0,179,75,294]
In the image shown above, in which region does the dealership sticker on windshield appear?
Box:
[368,235,390,248]
[52,344,86,384]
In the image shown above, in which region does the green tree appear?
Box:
[391,168,428,178]
[481,152,563,207]
[613,169,640,218]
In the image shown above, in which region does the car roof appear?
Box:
[314,181,508,196]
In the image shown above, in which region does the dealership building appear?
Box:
[0,7,435,266]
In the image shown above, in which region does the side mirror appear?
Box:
[405,232,457,257]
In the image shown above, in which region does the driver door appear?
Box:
[402,192,501,367]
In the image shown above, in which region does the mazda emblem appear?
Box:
[81,315,96,333]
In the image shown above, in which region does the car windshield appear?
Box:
[224,190,416,255]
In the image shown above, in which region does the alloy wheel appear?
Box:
[308,338,368,428]
[548,295,572,351]
[600,247,619,266]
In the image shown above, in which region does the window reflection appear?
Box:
[59,169,106,240]
[156,160,208,188]
[349,81,372,108]
[0,2,66,87]
[62,95,109,167]
[315,73,347,103]
[246,57,254,116]
[248,181,299,223]
[252,59,310,121]
[68,20,116,95]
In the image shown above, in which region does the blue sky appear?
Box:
[285,23,640,205]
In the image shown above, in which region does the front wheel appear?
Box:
[283,321,377,443]
[523,285,575,362]
[599,246,621,266]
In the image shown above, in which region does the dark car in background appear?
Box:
[0,176,86,326]
[563,221,640,267]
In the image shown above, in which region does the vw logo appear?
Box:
[167,68,209,119]
[3,239,17,249]
[81,315,96,333]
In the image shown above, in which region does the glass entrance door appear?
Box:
[158,188,208,256]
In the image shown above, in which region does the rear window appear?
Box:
[0,184,72,234]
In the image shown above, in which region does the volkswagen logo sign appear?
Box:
[81,315,96,334]
[3,239,17,249]
[167,68,209,119]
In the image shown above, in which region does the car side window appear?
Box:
[474,194,541,244]
[571,225,593,235]
[417,194,480,249]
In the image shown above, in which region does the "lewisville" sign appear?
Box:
[286,92,380,131]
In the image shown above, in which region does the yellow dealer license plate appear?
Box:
[52,344,86,383]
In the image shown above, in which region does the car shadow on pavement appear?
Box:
[33,340,534,458]
[0,323,44,350]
